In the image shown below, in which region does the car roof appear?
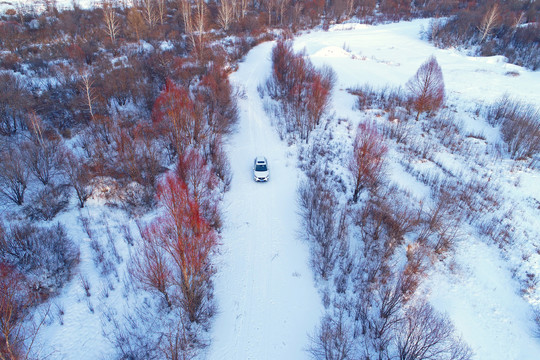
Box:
[255,156,267,163]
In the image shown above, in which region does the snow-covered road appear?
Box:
[207,42,322,359]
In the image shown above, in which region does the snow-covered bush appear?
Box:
[486,96,540,159]
[500,106,539,160]
[0,222,79,293]
[0,146,30,206]
[23,183,71,221]
[298,178,348,280]
[350,84,409,112]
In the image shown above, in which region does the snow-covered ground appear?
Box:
[208,42,322,360]
[287,19,540,359]
[11,17,540,360]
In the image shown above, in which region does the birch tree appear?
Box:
[478,3,500,43]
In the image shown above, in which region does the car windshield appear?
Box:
[255,164,267,171]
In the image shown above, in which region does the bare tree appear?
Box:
[142,0,157,29]
[406,56,445,121]
[80,70,96,121]
[62,150,93,208]
[103,1,120,45]
[349,122,387,202]
[178,0,191,31]
[21,113,62,186]
[127,7,147,41]
[156,0,167,25]
[218,0,234,30]
[395,302,473,360]
[478,3,500,43]
[192,0,207,61]
[264,0,278,25]
[0,147,30,206]
[308,312,354,360]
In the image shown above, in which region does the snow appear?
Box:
[8,16,539,360]
[287,19,540,359]
[295,20,540,106]
[208,41,322,360]
[423,240,540,360]
[35,203,137,359]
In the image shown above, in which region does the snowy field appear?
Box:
[287,19,540,359]
[9,15,539,359]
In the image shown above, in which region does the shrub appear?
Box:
[350,84,409,113]
[0,72,33,136]
[136,173,218,324]
[395,302,473,360]
[23,184,71,221]
[0,262,37,359]
[349,122,388,202]
[308,312,354,360]
[406,56,445,121]
[176,148,222,230]
[0,222,79,293]
[299,178,348,280]
[266,40,335,142]
[62,150,94,208]
[0,146,30,206]
[488,96,540,159]
[500,105,540,159]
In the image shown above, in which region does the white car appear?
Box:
[253,156,269,182]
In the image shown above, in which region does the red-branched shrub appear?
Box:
[152,79,203,155]
[195,64,238,138]
[349,122,388,202]
[137,173,218,323]
[267,40,335,142]
[176,148,222,230]
[406,56,445,121]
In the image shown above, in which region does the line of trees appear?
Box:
[427,0,540,70]
[264,40,336,142]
